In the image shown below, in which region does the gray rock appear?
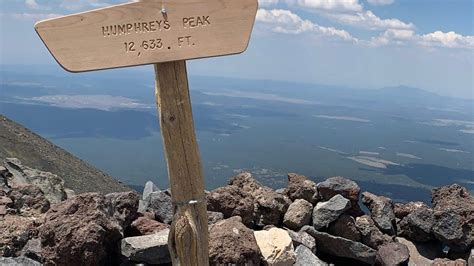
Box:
[207,211,224,225]
[142,181,159,201]
[284,199,313,230]
[468,249,473,266]
[284,173,319,204]
[432,211,464,246]
[275,188,285,194]
[295,245,328,266]
[376,242,410,266]
[4,158,69,204]
[146,191,173,224]
[312,194,351,230]
[0,256,41,266]
[328,214,361,241]
[317,176,363,216]
[355,215,393,249]
[398,207,435,242]
[121,229,171,265]
[21,238,42,263]
[286,229,317,254]
[302,225,377,265]
[362,192,396,235]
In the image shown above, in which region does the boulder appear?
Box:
[397,237,441,266]
[130,216,169,236]
[431,258,467,266]
[294,245,328,266]
[328,214,361,241]
[0,214,41,257]
[355,215,393,249]
[431,184,474,253]
[398,207,435,242]
[394,201,429,219]
[39,192,139,266]
[0,256,41,266]
[145,190,173,224]
[254,227,296,266]
[317,176,363,216]
[229,172,291,227]
[362,192,396,235]
[312,194,351,230]
[286,229,316,254]
[142,181,159,200]
[209,216,261,265]
[302,225,376,265]
[121,229,170,265]
[284,173,318,204]
[207,211,224,225]
[9,184,50,215]
[283,199,312,230]
[4,158,69,204]
[207,185,255,227]
[376,242,410,266]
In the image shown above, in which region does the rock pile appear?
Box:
[1,160,473,265]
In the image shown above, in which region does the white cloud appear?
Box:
[286,0,363,12]
[367,0,394,6]
[325,10,414,30]
[256,9,356,41]
[25,0,40,9]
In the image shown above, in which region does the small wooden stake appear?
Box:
[154,61,209,265]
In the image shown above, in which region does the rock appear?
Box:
[39,192,139,266]
[317,176,363,216]
[284,173,318,204]
[398,207,435,242]
[9,184,50,215]
[0,215,41,257]
[21,238,43,262]
[0,256,41,266]
[209,216,261,265]
[286,229,317,254]
[142,181,159,200]
[362,192,396,235]
[207,185,255,227]
[394,201,429,219]
[294,245,328,266]
[312,194,351,230]
[355,215,392,249]
[328,214,361,241]
[431,258,467,266]
[146,190,173,224]
[397,237,441,266]
[229,172,291,227]
[431,184,474,253]
[254,227,296,266]
[207,211,224,225]
[302,225,376,265]
[469,249,473,266]
[4,158,68,204]
[283,199,313,230]
[121,229,170,265]
[376,242,409,266]
[130,216,169,236]
[275,188,285,194]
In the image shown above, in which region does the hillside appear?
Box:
[0,115,130,194]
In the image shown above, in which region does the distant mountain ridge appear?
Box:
[0,115,130,194]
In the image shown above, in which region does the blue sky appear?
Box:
[0,0,473,98]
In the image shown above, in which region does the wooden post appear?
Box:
[154,61,209,265]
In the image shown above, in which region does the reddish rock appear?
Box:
[9,184,50,215]
[130,216,169,236]
[207,185,255,227]
[394,201,429,219]
[284,173,318,204]
[328,214,361,241]
[283,199,312,230]
[209,216,261,265]
[0,215,41,257]
[355,215,393,249]
[39,192,139,266]
[376,242,409,266]
[432,258,467,266]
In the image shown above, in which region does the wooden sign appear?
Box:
[35,0,257,72]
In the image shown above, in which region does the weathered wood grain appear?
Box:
[35,0,257,72]
[154,61,209,265]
